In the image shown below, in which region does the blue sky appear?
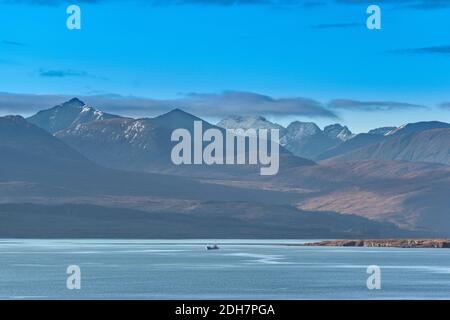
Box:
[1,0,450,132]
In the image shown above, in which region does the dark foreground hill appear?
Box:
[0,203,411,239]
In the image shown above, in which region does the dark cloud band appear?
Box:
[0,91,434,119]
[0,91,337,118]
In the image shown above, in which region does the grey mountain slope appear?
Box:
[27,98,121,133]
[386,121,450,136]
[55,117,174,172]
[318,121,450,161]
[332,128,450,166]
[0,115,88,163]
[317,133,386,160]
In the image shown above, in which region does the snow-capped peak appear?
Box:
[217,115,285,132]
[286,121,321,138]
[323,123,353,141]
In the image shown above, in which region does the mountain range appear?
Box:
[217,115,354,159]
[218,116,450,166]
[1,98,449,237]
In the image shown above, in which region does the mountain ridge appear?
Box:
[27,98,121,133]
[332,128,450,166]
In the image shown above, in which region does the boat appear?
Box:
[206,244,219,250]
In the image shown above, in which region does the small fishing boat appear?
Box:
[206,244,219,250]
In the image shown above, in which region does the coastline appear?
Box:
[301,239,450,248]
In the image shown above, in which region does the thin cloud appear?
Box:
[336,0,450,10]
[38,69,107,80]
[3,0,450,9]
[0,0,300,5]
[2,40,26,46]
[0,0,101,5]
[388,45,450,55]
[39,69,88,78]
[328,99,427,112]
[0,0,333,7]
[148,0,323,6]
[311,22,363,29]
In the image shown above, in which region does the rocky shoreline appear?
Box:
[302,239,450,248]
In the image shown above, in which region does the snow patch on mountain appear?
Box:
[368,127,397,136]
[27,98,120,133]
[284,121,321,139]
[323,124,354,141]
[218,115,285,133]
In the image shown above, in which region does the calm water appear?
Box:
[0,239,449,300]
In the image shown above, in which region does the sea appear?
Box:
[0,239,449,300]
